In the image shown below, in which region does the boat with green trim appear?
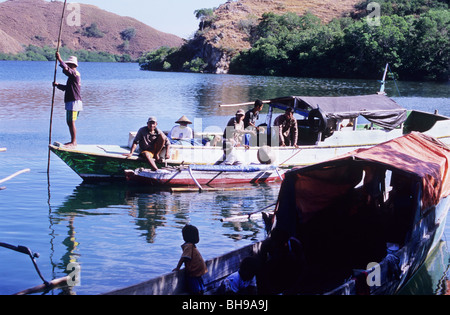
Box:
[49,94,450,182]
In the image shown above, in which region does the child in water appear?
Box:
[173,224,208,295]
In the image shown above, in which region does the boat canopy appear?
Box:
[269,94,407,130]
[274,132,450,235]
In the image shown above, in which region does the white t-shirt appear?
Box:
[169,125,194,139]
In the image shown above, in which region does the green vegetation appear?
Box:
[230,0,449,81]
[138,43,208,72]
[194,8,216,32]
[82,23,105,38]
[0,45,134,62]
[140,0,449,81]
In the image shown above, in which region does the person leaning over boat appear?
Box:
[274,108,299,148]
[53,52,82,148]
[124,116,170,171]
[243,100,264,147]
[223,109,246,147]
[173,225,208,295]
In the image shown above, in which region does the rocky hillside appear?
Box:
[0,0,183,59]
[190,0,361,73]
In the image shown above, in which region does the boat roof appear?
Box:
[269,94,407,130]
[276,133,450,233]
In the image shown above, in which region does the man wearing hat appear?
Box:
[53,52,82,148]
[168,115,194,141]
[125,116,171,171]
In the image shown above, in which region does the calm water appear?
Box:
[0,61,449,295]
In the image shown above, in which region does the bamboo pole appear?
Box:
[220,203,277,222]
[47,0,68,174]
[0,169,31,185]
[219,100,271,108]
[13,276,70,296]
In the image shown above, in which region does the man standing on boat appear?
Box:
[53,52,82,148]
[274,108,299,148]
[125,116,171,171]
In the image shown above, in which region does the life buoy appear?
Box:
[308,108,327,133]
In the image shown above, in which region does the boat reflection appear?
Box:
[49,181,279,294]
[397,240,449,295]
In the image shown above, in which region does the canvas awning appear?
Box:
[275,133,450,235]
[269,94,407,130]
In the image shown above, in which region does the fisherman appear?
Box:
[53,52,82,148]
[223,109,246,148]
[274,108,299,147]
[243,99,264,146]
[124,116,171,171]
[168,115,194,141]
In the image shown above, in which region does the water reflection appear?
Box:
[1,61,449,294]
[398,241,450,295]
[48,182,279,294]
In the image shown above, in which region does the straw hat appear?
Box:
[175,115,192,124]
[65,56,78,67]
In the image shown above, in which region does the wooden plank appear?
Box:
[170,187,253,193]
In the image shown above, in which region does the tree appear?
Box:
[120,28,136,41]
[194,8,215,31]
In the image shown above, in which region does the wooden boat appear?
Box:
[104,242,262,295]
[103,133,450,295]
[263,132,450,295]
[124,164,284,190]
[49,94,450,182]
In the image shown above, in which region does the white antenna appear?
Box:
[378,63,389,95]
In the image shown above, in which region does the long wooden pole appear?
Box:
[219,100,271,108]
[47,0,68,174]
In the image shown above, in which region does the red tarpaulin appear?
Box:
[276,132,450,232]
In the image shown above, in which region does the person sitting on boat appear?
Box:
[243,100,264,147]
[168,115,194,143]
[124,116,170,171]
[217,256,259,295]
[223,109,246,148]
[274,108,299,148]
[173,225,208,295]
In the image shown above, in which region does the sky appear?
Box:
[55,0,226,39]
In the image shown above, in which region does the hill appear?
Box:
[193,0,361,73]
[140,0,361,73]
[0,0,183,59]
[140,0,449,81]
[203,0,360,53]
